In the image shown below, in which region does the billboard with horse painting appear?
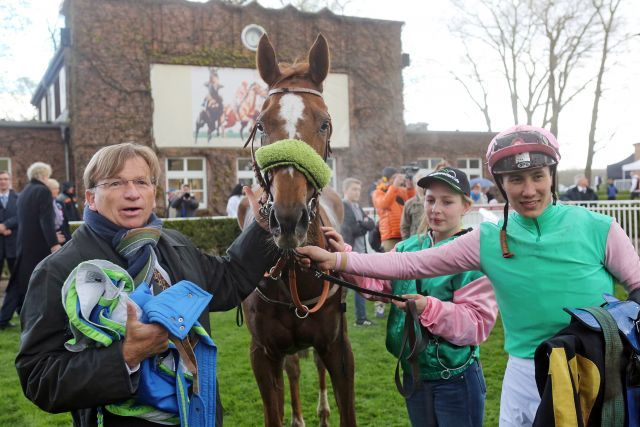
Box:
[150,63,350,149]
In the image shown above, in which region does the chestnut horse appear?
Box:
[237,34,356,427]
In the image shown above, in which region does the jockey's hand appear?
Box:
[295,246,337,271]
[243,185,269,231]
[321,226,345,252]
[123,301,169,369]
[392,294,428,314]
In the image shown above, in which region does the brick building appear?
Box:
[0,0,491,213]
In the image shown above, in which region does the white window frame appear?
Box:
[59,67,67,115]
[47,85,55,122]
[416,157,442,170]
[456,157,483,179]
[165,157,207,209]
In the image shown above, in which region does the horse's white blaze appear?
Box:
[287,166,295,177]
[278,93,305,139]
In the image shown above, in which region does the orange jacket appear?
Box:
[372,183,416,241]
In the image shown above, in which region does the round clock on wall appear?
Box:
[241,24,266,51]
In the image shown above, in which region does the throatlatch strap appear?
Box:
[583,307,625,426]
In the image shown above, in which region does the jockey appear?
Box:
[298,124,640,427]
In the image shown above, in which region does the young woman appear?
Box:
[329,167,497,426]
[299,125,640,427]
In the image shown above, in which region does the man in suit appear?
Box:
[341,177,375,325]
[0,162,61,330]
[0,171,18,327]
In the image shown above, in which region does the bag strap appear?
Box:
[583,307,625,426]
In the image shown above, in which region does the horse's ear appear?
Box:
[308,34,330,86]
[257,34,281,87]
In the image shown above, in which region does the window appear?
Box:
[456,158,483,179]
[236,157,337,190]
[47,85,55,122]
[416,158,442,170]
[59,67,67,114]
[165,157,207,209]
[0,158,10,175]
[236,158,256,187]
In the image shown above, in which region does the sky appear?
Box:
[2,0,639,170]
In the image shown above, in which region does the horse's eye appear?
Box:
[319,120,330,132]
[256,122,264,132]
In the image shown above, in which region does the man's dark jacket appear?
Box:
[16,221,277,427]
[563,186,599,201]
[171,195,199,218]
[340,200,374,248]
[0,189,18,259]
[57,182,80,222]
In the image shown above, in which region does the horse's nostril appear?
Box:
[298,208,309,230]
[269,209,279,233]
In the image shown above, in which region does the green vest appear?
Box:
[479,203,614,358]
[386,233,485,380]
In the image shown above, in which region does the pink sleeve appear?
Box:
[340,245,396,302]
[419,276,498,346]
[337,228,482,279]
[604,220,640,293]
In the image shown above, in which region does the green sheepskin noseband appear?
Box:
[255,139,332,190]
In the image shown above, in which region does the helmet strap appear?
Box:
[550,164,558,205]
[493,173,514,258]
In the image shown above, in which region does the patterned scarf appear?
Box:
[83,205,163,285]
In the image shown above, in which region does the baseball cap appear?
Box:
[417,167,471,196]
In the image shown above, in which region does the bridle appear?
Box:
[243,85,333,317]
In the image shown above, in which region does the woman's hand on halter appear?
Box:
[295,246,337,271]
[392,294,428,314]
[321,226,345,252]
[243,185,269,231]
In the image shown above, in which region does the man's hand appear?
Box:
[321,226,346,252]
[243,186,269,231]
[295,246,337,271]
[122,301,169,369]
[392,294,428,314]
[2,229,11,236]
[56,231,66,244]
[0,224,6,234]
[50,244,61,253]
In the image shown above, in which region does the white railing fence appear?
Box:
[465,200,640,252]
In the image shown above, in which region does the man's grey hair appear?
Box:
[27,162,52,181]
[342,177,362,194]
[574,174,587,185]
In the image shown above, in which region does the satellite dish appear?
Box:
[241,24,266,51]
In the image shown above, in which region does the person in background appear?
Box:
[373,168,416,318]
[0,170,18,329]
[226,183,244,218]
[400,169,430,240]
[563,174,598,201]
[171,183,199,218]
[0,162,61,330]
[594,175,602,192]
[332,167,496,426]
[470,183,488,204]
[47,179,71,244]
[341,177,375,326]
[607,177,618,200]
[631,173,640,200]
[57,181,80,222]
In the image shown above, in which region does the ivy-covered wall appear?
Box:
[63,0,405,212]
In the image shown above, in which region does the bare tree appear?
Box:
[584,0,623,181]
[534,0,598,137]
[450,41,493,131]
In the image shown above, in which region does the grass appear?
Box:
[0,293,509,426]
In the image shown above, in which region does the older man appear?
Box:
[16,143,276,426]
[0,162,60,330]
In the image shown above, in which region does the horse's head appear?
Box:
[253,34,332,250]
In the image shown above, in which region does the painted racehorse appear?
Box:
[238,34,356,427]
